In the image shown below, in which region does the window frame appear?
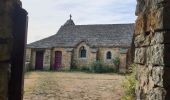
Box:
[106,51,112,60]
[79,46,87,58]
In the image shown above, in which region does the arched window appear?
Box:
[79,46,86,58]
[106,51,112,59]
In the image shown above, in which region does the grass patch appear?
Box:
[121,64,137,100]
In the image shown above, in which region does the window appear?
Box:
[106,51,112,59]
[79,46,86,58]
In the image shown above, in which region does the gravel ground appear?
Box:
[24,72,125,100]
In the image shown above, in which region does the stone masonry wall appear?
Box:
[25,48,31,71]
[30,49,51,70]
[43,49,51,70]
[98,48,119,67]
[73,42,96,69]
[98,47,127,73]
[135,0,170,99]
[73,42,127,72]
[0,1,14,100]
[52,48,72,70]
[26,48,31,62]
[30,49,36,70]
[119,54,127,73]
[0,0,22,99]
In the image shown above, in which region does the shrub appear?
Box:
[90,60,116,73]
[71,60,77,70]
[121,64,137,100]
[81,66,90,72]
[113,57,120,71]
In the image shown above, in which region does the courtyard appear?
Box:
[24,72,125,100]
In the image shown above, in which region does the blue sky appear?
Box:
[22,0,137,43]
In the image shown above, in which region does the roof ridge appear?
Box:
[75,23,134,26]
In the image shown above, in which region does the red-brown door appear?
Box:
[35,51,44,70]
[54,51,62,70]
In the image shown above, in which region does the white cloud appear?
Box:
[22,0,136,43]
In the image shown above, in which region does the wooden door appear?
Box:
[54,51,62,70]
[35,51,44,70]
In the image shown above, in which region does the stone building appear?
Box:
[26,16,134,73]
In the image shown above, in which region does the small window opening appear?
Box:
[106,51,112,59]
[79,46,86,58]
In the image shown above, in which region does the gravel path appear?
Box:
[24,72,125,100]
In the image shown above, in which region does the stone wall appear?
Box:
[98,47,120,68]
[0,0,27,99]
[119,54,127,73]
[0,65,9,100]
[30,49,36,69]
[27,45,128,72]
[99,47,128,73]
[25,48,31,71]
[26,48,31,62]
[73,42,96,68]
[73,42,128,71]
[135,0,170,99]
[52,48,72,70]
[0,1,17,99]
[0,1,13,99]
[29,48,72,71]
[43,49,51,70]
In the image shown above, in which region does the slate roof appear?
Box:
[28,19,134,49]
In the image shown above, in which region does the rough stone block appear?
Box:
[136,64,165,100]
[135,0,145,16]
[146,44,164,66]
[163,67,170,99]
[163,67,170,86]
[135,8,163,34]
[150,32,164,45]
[0,63,9,100]
[134,48,146,64]
[43,49,51,70]
[135,33,151,47]
[0,43,12,61]
[134,14,145,36]
[163,7,170,29]
[135,6,170,33]
[136,64,150,99]
[148,87,166,100]
[151,66,164,87]
[164,44,170,66]
[148,0,170,9]
[26,48,31,62]
[164,31,170,43]
[0,25,12,38]
[135,0,170,16]
[134,30,170,48]
[146,8,163,31]
[150,31,170,45]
